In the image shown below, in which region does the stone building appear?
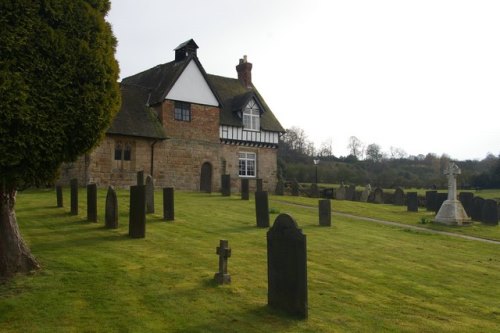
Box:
[59,39,284,192]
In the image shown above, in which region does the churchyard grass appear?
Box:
[1,188,499,332]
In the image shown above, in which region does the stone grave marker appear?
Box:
[275,180,284,196]
[86,183,97,222]
[373,187,384,204]
[471,196,485,221]
[407,192,418,212]
[322,188,334,199]
[291,180,300,196]
[319,199,331,226]
[481,199,498,225]
[56,185,63,207]
[145,175,154,214]
[267,213,308,319]
[221,175,231,196]
[393,187,405,206]
[255,191,270,228]
[129,185,146,238]
[458,192,474,218]
[425,190,437,211]
[434,163,470,225]
[336,185,346,200]
[163,187,175,221]
[241,178,249,200]
[105,186,118,229]
[137,170,144,186]
[256,178,263,192]
[360,184,371,202]
[70,178,78,215]
[214,240,231,285]
[346,185,356,201]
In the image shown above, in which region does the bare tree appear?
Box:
[347,136,363,159]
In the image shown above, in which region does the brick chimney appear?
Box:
[236,55,252,88]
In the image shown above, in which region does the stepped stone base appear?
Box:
[434,199,471,226]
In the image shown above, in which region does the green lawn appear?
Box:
[1,188,499,332]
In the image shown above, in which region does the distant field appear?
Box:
[1,189,499,332]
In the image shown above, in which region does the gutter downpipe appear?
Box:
[150,140,159,177]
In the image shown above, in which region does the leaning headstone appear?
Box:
[221,175,231,196]
[291,180,300,196]
[434,163,470,225]
[407,192,418,212]
[105,186,118,229]
[267,214,307,319]
[319,199,331,226]
[86,183,97,222]
[70,178,78,215]
[256,178,263,192]
[137,170,144,186]
[241,178,249,200]
[360,184,371,202]
[129,185,146,238]
[425,191,437,211]
[56,185,63,207]
[145,175,154,214]
[275,180,284,196]
[163,187,175,221]
[336,185,346,200]
[214,240,231,285]
[373,187,384,204]
[481,199,498,225]
[471,196,485,221]
[255,191,270,228]
[393,187,405,206]
[458,192,474,218]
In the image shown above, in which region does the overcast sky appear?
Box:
[107,0,500,161]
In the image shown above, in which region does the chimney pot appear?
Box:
[236,55,252,88]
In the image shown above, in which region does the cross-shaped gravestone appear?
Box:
[444,162,460,200]
[214,240,231,284]
[434,162,470,225]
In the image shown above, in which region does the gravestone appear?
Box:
[471,196,485,221]
[255,191,270,228]
[86,183,97,222]
[481,199,498,225]
[346,185,356,201]
[360,184,371,202]
[291,180,300,196]
[275,180,284,196]
[322,188,334,199]
[318,199,331,226]
[267,214,308,319]
[256,178,263,192]
[70,178,78,215]
[425,191,437,211]
[373,187,384,204]
[458,192,474,218]
[310,183,319,198]
[129,185,146,238]
[105,186,118,229]
[56,185,63,207]
[407,192,418,212]
[137,171,144,186]
[145,175,154,214]
[163,187,175,221]
[336,185,346,200]
[241,178,249,200]
[434,163,470,225]
[435,193,448,213]
[221,175,231,196]
[214,240,231,284]
[393,187,405,206]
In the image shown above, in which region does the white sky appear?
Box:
[107,0,500,161]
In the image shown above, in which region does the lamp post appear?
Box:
[313,158,320,184]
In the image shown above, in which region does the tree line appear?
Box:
[278,127,500,189]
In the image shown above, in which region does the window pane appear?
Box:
[114,144,122,160]
[123,145,131,161]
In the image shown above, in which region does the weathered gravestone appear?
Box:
[407,192,418,212]
[129,185,146,238]
[319,199,331,226]
[214,240,231,285]
[291,180,300,196]
[267,214,308,319]
[145,175,154,214]
[221,175,231,196]
[322,188,334,199]
[86,183,97,222]
[105,186,118,229]
[458,192,474,218]
[70,178,78,215]
[56,185,63,208]
[275,180,284,196]
[336,185,346,200]
[373,187,384,204]
[481,199,498,225]
[137,170,144,186]
[425,190,437,211]
[241,178,249,200]
[255,191,270,228]
[163,187,175,221]
[346,185,356,201]
[360,184,371,202]
[471,196,485,221]
[256,178,263,192]
[393,187,405,206]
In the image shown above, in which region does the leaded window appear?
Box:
[238,152,256,177]
[174,101,191,121]
[242,99,260,131]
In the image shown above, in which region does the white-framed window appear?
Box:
[242,99,260,131]
[239,152,256,177]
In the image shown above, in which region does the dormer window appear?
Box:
[243,99,260,131]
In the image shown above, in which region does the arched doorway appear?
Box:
[200,162,212,193]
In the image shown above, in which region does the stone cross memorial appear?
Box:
[214,240,231,285]
[105,186,118,229]
[434,163,470,225]
[267,213,308,319]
